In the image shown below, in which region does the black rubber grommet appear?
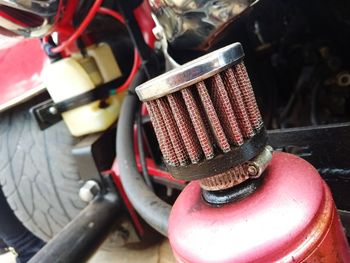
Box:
[201,175,265,205]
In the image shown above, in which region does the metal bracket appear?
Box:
[30,99,63,130]
[72,126,117,182]
[151,13,180,71]
[267,123,350,211]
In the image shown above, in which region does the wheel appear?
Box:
[0,94,86,241]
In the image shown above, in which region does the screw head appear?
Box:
[79,180,100,203]
[247,165,259,177]
[48,106,58,115]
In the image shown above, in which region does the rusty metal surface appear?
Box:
[303,208,350,262]
[199,164,249,191]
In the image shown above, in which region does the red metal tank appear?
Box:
[168,152,350,262]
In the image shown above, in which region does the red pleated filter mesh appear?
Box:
[146,62,263,190]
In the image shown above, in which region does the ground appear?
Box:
[0,239,175,263]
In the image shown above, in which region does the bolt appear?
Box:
[337,72,350,87]
[79,180,100,203]
[247,165,259,177]
[166,186,173,197]
[49,106,58,115]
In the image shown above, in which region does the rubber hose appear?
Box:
[117,69,171,236]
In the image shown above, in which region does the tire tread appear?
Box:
[0,96,86,240]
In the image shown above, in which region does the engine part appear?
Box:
[136,42,350,261]
[136,42,268,191]
[148,0,258,50]
[168,152,350,262]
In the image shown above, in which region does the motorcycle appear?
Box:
[0,0,350,262]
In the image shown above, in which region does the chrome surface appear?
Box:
[152,13,180,71]
[136,42,244,101]
[148,0,258,50]
[0,0,61,37]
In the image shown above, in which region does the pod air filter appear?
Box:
[136,43,268,191]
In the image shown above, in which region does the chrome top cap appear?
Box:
[136,42,244,102]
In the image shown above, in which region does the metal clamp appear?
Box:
[166,128,267,181]
[246,145,273,178]
[30,78,123,130]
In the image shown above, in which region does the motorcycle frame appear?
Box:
[0,0,154,113]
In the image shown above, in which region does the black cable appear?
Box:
[279,66,314,124]
[310,80,321,126]
[136,107,154,191]
[116,0,161,78]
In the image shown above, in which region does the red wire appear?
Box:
[97,7,125,24]
[97,7,141,93]
[116,49,141,93]
[51,3,141,92]
[51,0,104,53]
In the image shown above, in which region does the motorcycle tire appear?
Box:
[0,93,86,241]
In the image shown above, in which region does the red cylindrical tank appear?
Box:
[168,152,350,262]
